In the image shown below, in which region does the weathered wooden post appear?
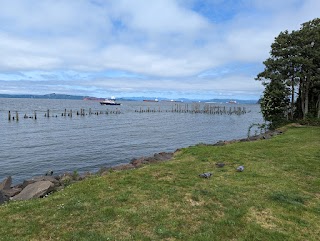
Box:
[47,109,50,118]
[15,111,19,121]
[34,111,37,119]
[8,111,11,121]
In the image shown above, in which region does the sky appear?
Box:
[0,0,319,100]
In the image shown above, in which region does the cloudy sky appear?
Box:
[0,0,319,100]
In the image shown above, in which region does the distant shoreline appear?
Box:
[0,94,258,104]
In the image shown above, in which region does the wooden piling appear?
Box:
[8,111,11,121]
[15,111,19,121]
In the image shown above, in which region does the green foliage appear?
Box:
[72,170,79,180]
[247,123,267,137]
[260,80,290,126]
[298,117,320,126]
[257,18,320,124]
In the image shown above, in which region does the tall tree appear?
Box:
[297,18,320,118]
[257,18,320,125]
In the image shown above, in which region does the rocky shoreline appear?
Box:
[0,129,283,205]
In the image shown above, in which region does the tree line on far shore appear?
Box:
[256,18,320,128]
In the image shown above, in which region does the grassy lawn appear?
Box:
[0,125,319,241]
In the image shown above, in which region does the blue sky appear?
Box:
[0,0,319,100]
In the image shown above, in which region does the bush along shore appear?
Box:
[0,129,283,205]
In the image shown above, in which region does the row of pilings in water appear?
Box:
[135,104,248,115]
[6,108,121,121]
[6,104,249,122]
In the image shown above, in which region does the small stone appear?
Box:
[199,172,213,178]
[45,170,53,176]
[236,166,244,172]
[215,163,225,168]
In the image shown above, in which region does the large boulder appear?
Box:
[32,176,60,185]
[0,191,9,204]
[12,181,54,201]
[21,176,59,189]
[0,176,12,190]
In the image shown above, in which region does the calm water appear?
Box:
[0,98,263,184]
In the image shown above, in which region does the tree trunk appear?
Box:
[317,94,320,118]
[290,77,295,120]
[300,80,306,118]
[304,78,310,119]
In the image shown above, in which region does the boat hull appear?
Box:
[100,102,121,105]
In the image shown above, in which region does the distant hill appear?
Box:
[0,93,84,100]
[203,99,258,104]
[0,93,258,104]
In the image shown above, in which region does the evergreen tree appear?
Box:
[257,18,320,126]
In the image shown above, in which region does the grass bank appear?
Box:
[0,126,319,241]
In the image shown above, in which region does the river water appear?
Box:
[0,98,264,184]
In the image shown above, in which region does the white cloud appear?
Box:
[0,0,319,99]
[109,0,211,35]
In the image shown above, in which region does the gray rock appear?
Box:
[112,164,135,171]
[236,166,244,172]
[12,181,54,201]
[153,152,173,161]
[0,191,9,204]
[130,157,149,167]
[199,172,213,178]
[45,170,53,176]
[214,141,225,146]
[215,163,225,168]
[32,176,59,184]
[22,176,59,189]
[0,176,12,190]
[2,188,22,197]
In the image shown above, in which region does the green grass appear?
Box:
[1,126,320,240]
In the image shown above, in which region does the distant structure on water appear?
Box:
[143,98,159,102]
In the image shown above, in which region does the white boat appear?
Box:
[100,99,121,105]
